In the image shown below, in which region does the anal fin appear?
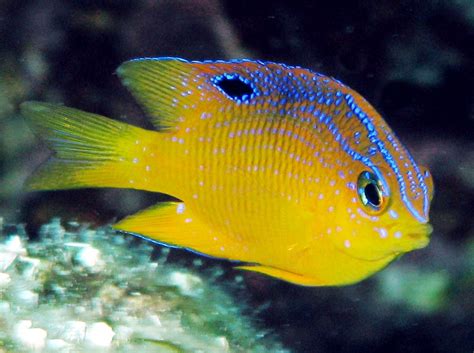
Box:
[235,265,325,286]
[113,202,226,258]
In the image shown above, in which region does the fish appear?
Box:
[21,57,434,286]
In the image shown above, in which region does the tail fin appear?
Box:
[21,101,158,191]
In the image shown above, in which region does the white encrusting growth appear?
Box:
[84,322,115,348]
[13,320,47,351]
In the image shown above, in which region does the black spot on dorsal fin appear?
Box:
[213,74,255,102]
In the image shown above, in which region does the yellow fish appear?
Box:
[21,58,434,286]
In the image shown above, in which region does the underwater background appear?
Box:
[0,1,473,352]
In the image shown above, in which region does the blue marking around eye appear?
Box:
[343,94,428,222]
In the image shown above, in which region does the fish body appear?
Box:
[22,58,433,286]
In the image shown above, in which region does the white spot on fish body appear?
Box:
[394,231,402,239]
[185,218,192,223]
[132,158,139,164]
[344,240,351,248]
[376,227,388,238]
[347,182,356,190]
[389,210,399,219]
[176,204,185,214]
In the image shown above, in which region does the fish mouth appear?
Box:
[405,222,433,249]
[333,222,433,262]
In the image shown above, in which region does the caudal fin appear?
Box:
[21,101,159,191]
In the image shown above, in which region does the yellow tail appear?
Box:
[21,102,159,191]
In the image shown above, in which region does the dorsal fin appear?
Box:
[116,57,266,131]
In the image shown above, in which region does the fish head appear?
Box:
[320,90,434,262]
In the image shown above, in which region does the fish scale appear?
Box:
[21,57,433,286]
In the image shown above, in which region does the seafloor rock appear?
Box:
[0,218,289,353]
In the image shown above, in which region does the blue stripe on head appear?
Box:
[342,94,429,222]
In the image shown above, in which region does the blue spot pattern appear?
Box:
[207,59,429,221]
[139,57,429,221]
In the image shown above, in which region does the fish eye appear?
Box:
[357,171,386,212]
[213,74,255,102]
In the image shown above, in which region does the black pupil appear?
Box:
[216,77,254,100]
[364,182,381,207]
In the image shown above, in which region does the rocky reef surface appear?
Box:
[0,219,289,353]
